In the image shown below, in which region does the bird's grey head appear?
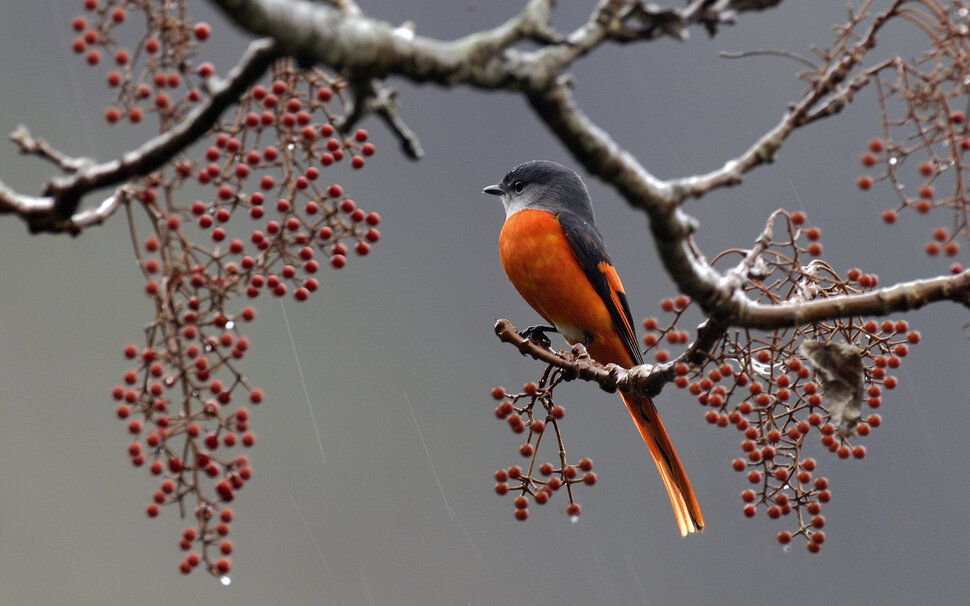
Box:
[483,160,595,224]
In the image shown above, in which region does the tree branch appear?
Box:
[0,38,282,234]
[495,318,730,400]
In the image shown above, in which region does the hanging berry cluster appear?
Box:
[74,0,380,578]
[647,211,918,551]
[490,372,595,523]
[855,1,970,271]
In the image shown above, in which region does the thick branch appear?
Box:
[207,0,557,87]
[724,269,970,329]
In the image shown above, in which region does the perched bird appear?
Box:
[484,160,704,536]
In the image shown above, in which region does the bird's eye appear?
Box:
[512,181,525,194]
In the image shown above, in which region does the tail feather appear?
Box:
[620,392,704,536]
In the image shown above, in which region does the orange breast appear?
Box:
[499,209,634,368]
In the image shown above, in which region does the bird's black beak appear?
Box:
[482,184,503,196]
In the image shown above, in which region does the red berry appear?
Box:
[857,176,873,191]
[868,139,884,153]
[881,209,897,224]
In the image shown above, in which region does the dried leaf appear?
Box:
[798,340,865,437]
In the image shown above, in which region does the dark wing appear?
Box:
[558,211,643,366]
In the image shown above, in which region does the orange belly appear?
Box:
[499,209,634,368]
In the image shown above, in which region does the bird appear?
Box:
[484,160,704,536]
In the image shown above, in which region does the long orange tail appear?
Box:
[620,391,704,536]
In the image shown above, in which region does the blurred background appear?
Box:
[1,1,966,604]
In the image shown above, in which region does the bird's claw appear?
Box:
[520,324,556,348]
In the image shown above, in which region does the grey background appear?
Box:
[1,1,966,604]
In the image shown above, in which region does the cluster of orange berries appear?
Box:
[859,131,967,272]
[489,382,594,522]
[114,295,259,577]
[72,0,213,127]
[76,1,384,578]
[646,287,918,550]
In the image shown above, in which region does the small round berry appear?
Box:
[191,22,212,41]
[857,176,873,191]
